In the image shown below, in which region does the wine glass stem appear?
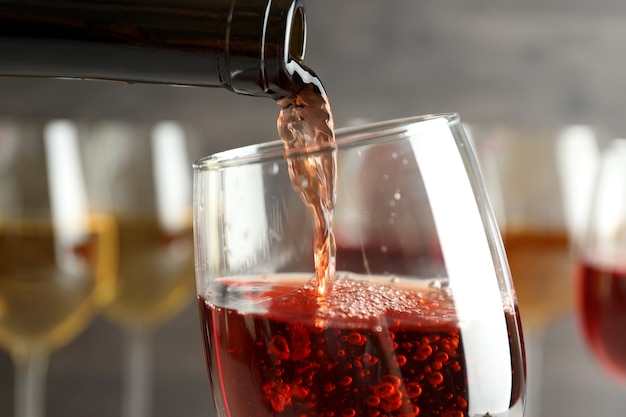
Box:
[524,326,546,417]
[13,349,49,417]
[122,326,153,417]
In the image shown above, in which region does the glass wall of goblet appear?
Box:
[193,114,526,417]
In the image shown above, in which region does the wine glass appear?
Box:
[84,121,195,417]
[577,138,626,382]
[466,124,600,417]
[194,114,526,417]
[0,119,117,417]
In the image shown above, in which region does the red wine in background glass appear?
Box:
[578,258,626,380]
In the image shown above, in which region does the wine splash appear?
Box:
[276,65,337,298]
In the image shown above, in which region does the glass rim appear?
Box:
[193,112,460,170]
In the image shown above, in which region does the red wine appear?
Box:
[578,259,626,380]
[199,275,525,417]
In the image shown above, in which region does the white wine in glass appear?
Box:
[85,121,195,417]
[0,119,117,417]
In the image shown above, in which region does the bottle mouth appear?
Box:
[288,5,306,62]
[224,0,308,98]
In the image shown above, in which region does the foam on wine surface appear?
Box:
[205,274,455,324]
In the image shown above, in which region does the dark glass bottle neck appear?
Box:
[0,0,307,98]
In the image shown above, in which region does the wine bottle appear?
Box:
[0,0,306,99]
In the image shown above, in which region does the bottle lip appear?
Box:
[287,4,306,63]
[224,0,308,99]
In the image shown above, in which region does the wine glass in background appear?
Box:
[0,119,117,417]
[194,114,526,417]
[84,121,195,417]
[577,138,626,383]
[467,124,600,417]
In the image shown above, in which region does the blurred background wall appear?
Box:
[2,0,626,150]
[1,1,626,416]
